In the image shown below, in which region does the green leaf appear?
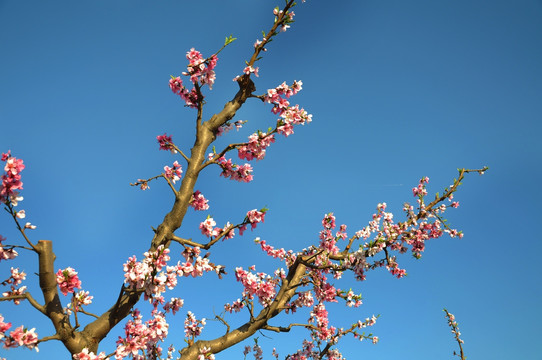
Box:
[224,34,237,46]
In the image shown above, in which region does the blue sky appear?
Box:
[1,1,541,359]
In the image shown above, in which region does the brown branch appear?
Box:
[80,33,259,353]
[0,292,46,315]
[171,143,190,163]
[262,323,313,333]
[162,174,179,196]
[66,0,331,354]
[37,334,62,344]
[168,235,205,248]
[179,256,307,360]
[6,203,38,252]
[246,0,297,68]
[34,240,90,354]
[213,313,231,334]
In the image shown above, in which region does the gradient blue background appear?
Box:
[1,1,541,359]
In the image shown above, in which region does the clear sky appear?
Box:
[1,1,541,359]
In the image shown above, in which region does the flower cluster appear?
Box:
[444,309,464,345]
[0,316,38,353]
[355,315,378,333]
[224,298,245,313]
[243,342,263,360]
[71,291,93,313]
[234,266,279,307]
[239,209,266,235]
[199,217,218,237]
[311,271,338,303]
[136,179,150,191]
[273,7,296,32]
[287,340,319,360]
[412,176,429,197]
[157,134,177,154]
[184,311,205,339]
[344,290,363,308]
[73,349,108,360]
[215,155,254,182]
[163,297,184,315]
[123,246,215,305]
[1,151,25,206]
[164,161,183,184]
[2,267,27,305]
[265,81,303,113]
[319,213,344,255]
[238,132,275,161]
[0,235,17,261]
[123,246,172,302]
[169,48,218,108]
[263,81,312,137]
[243,65,259,77]
[56,267,82,296]
[287,291,314,313]
[309,303,335,340]
[115,309,168,359]
[198,346,215,360]
[216,120,246,137]
[169,76,201,108]
[185,49,218,88]
[256,238,290,261]
[190,190,209,211]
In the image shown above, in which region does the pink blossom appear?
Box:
[238,132,275,161]
[6,325,38,351]
[73,348,108,360]
[190,190,209,211]
[136,179,149,190]
[2,285,27,305]
[115,309,168,359]
[73,291,93,311]
[198,346,215,360]
[257,238,289,260]
[163,297,184,315]
[224,298,245,313]
[9,267,26,286]
[243,65,259,77]
[24,222,36,230]
[199,217,217,237]
[322,213,336,229]
[56,267,82,296]
[234,267,278,307]
[1,153,25,205]
[216,156,254,182]
[4,156,25,176]
[169,76,183,94]
[245,209,267,231]
[156,134,177,154]
[184,311,205,338]
[0,151,10,162]
[216,120,246,136]
[309,303,335,340]
[0,314,12,337]
[164,161,183,184]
